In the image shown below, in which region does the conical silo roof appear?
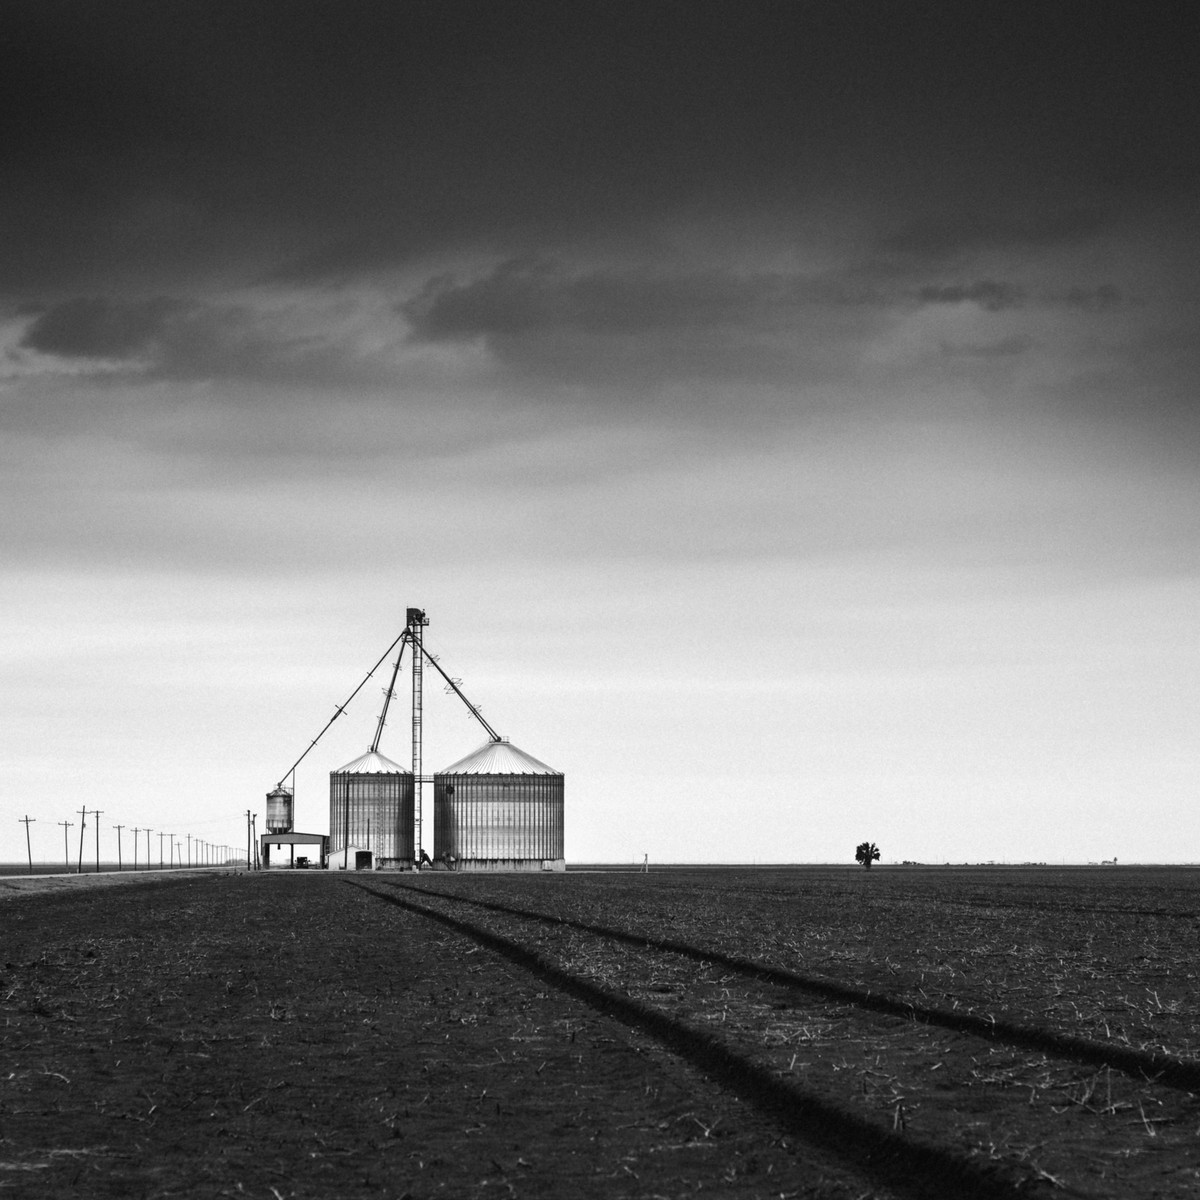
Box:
[438,739,559,776]
[334,749,411,775]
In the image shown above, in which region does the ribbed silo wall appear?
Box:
[265,787,294,834]
[433,773,564,870]
[328,771,415,867]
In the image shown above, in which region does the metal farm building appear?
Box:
[328,749,415,870]
[434,739,564,871]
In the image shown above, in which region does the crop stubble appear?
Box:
[1,866,1197,1198]
[368,866,1200,1198]
[3,870,895,1199]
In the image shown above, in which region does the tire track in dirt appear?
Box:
[352,880,1049,1200]
[382,880,1200,1092]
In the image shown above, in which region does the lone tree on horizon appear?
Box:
[856,841,881,869]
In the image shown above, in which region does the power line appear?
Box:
[275,629,407,786]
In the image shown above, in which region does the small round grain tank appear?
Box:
[265,785,294,834]
[434,739,564,871]
[329,749,414,869]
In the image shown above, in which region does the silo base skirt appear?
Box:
[453,858,566,873]
[327,854,415,871]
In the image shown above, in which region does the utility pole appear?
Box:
[251,814,258,870]
[187,833,192,868]
[77,807,88,874]
[158,832,165,870]
[93,810,103,873]
[19,816,35,875]
[114,824,124,871]
[246,810,252,870]
[132,827,140,870]
[59,821,73,874]
[145,828,153,871]
[168,833,175,869]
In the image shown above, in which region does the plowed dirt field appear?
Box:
[2,866,1198,1198]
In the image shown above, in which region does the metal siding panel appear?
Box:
[432,771,564,864]
[329,771,414,861]
[266,787,294,834]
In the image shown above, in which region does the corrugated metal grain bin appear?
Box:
[265,786,294,834]
[433,739,564,871]
[329,749,414,869]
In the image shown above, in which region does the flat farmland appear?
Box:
[2,868,1198,1198]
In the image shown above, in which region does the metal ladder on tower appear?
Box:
[407,608,429,860]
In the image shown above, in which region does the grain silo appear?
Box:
[328,749,414,870]
[433,739,564,871]
[265,785,294,833]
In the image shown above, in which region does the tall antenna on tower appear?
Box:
[407,607,429,859]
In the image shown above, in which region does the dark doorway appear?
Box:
[355,851,373,870]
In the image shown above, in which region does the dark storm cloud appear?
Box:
[398,257,903,387]
[879,209,1112,264]
[404,259,1123,344]
[401,259,859,342]
[911,281,1127,313]
[1053,285,1124,313]
[21,297,195,358]
[939,335,1036,360]
[18,296,380,386]
[915,282,1026,312]
[2,2,1197,289]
